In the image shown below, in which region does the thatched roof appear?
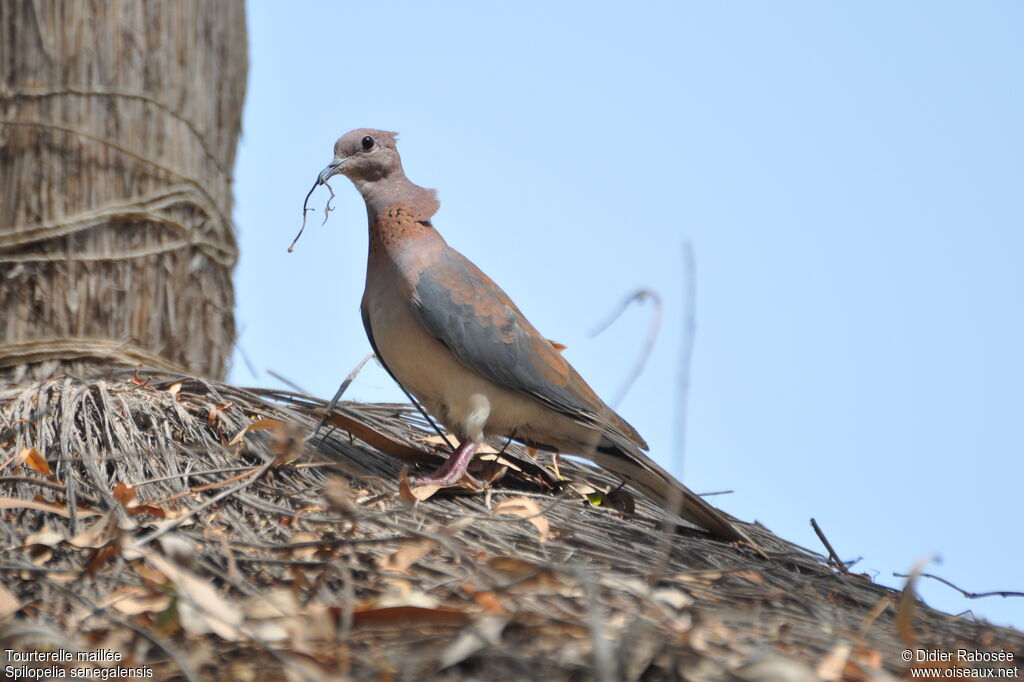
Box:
[1,370,1019,681]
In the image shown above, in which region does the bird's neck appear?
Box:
[361,172,445,257]
[354,171,440,223]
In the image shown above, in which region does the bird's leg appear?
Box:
[413,440,481,486]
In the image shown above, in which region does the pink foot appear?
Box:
[413,440,481,487]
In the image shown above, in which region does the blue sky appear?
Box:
[231,2,1023,629]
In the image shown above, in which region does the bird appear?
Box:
[312,128,757,548]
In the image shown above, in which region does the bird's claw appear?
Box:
[410,469,483,490]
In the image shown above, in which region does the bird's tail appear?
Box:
[591,438,763,553]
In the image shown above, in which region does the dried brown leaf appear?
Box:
[113,481,137,506]
[732,655,819,682]
[108,587,171,616]
[493,496,551,542]
[352,605,469,628]
[816,643,852,682]
[733,570,766,584]
[439,615,510,669]
[0,497,98,519]
[207,401,233,424]
[398,467,443,501]
[673,571,723,584]
[23,525,63,549]
[287,531,321,561]
[466,588,507,615]
[0,583,23,620]
[323,411,438,465]
[487,556,541,579]
[129,503,166,518]
[240,587,297,642]
[243,586,297,620]
[651,587,693,611]
[19,447,52,476]
[477,452,522,472]
[850,645,883,671]
[419,434,498,455]
[84,543,122,574]
[322,476,357,514]
[228,417,284,445]
[112,482,165,518]
[380,538,437,573]
[856,596,893,642]
[484,556,563,592]
[158,532,198,568]
[896,557,931,649]
[69,510,120,549]
[22,526,62,565]
[145,550,243,640]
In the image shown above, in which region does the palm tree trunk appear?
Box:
[0,0,247,383]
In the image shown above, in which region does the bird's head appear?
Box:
[318,129,403,187]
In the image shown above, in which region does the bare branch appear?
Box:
[811,517,850,574]
[591,288,663,408]
[893,572,1024,600]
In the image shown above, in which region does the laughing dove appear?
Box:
[314,129,755,547]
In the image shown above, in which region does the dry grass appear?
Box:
[0,370,1019,681]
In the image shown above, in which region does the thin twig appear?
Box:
[267,369,311,396]
[892,572,1024,600]
[132,465,257,488]
[313,352,374,441]
[289,176,334,252]
[590,288,663,408]
[151,465,263,506]
[856,596,894,642]
[321,182,337,225]
[340,561,355,637]
[657,244,697,573]
[392,373,456,453]
[675,240,696,478]
[811,518,849,574]
[235,341,260,380]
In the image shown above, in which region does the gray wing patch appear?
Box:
[411,252,596,422]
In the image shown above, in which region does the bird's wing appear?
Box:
[410,247,645,448]
[406,247,761,551]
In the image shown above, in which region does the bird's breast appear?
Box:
[362,270,546,444]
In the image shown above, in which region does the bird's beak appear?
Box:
[318,158,345,185]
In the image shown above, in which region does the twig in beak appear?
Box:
[289,176,335,252]
[321,182,336,226]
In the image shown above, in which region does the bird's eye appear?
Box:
[361,136,375,151]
